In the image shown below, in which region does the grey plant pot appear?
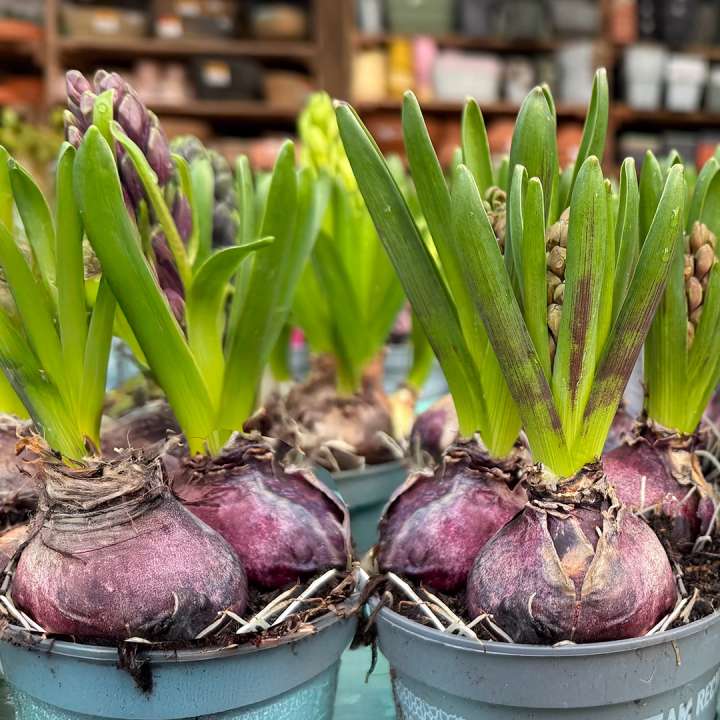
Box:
[0,611,356,720]
[375,603,720,719]
[331,461,407,554]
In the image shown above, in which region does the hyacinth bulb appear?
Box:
[467,474,676,644]
[174,436,351,589]
[378,442,527,592]
[12,451,247,641]
[409,394,458,462]
[604,434,717,542]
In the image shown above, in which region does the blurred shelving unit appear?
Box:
[344,0,720,171]
[37,0,352,160]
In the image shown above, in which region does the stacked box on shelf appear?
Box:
[387,0,454,35]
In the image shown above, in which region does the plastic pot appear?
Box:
[330,461,406,554]
[375,603,720,719]
[0,611,356,720]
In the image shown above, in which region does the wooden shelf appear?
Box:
[58,36,318,61]
[356,98,589,120]
[613,105,720,128]
[149,99,303,121]
[355,32,559,53]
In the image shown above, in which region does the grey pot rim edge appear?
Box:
[373,598,720,657]
[331,458,407,482]
[0,608,348,665]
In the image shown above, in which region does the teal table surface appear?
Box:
[335,646,394,719]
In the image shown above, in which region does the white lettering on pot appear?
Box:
[696,668,720,714]
[642,700,693,720]
[643,671,720,720]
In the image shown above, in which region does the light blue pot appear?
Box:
[0,611,356,720]
[328,461,407,555]
[376,603,720,719]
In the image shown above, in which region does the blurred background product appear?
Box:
[5,0,720,175]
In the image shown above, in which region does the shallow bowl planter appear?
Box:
[375,603,720,719]
[0,611,356,720]
[329,461,407,554]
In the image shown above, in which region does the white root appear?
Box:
[271,569,339,627]
[386,573,445,631]
[421,587,478,640]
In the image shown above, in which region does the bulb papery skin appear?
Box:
[0,417,37,527]
[174,436,351,589]
[246,356,397,471]
[12,452,247,642]
[604,429,717,542]
[378,442,527,592]
[466,476,677,644]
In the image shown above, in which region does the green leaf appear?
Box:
[187,239,272,407]
[0,369,27,418]
[639,151,663,244]
[461,99,493,195]
[645,230,687,430]
[612,158,640,324]
[551,157,607,449]
[75,126,216,455]
[173,153,199,263]
[687,263,720,430]
[110,122,192,289]
[220,145,324,430]
[406,311,434,392]
[0,221,66,403]
[78,277,115,447]
[0,148,13,232]
[686,156,720,231]
[451,165,569,471]
[337,101,486,437]
[8,157,56,301]
[596,178,616,353]
[55,143,88,408]
[190,154,214,266]
[514,171,551,377]
[269,323,292,382]
[401,91,490,425]
[581,164,685,459]
[0,311,84,458]
[568,69,609,197]
[508,86,558,221]
[699,171,720,237]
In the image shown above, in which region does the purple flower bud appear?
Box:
[147,123,173,186]
[79,91,97,124]
[119,150,145,207]
[118,92,148,149]
[66,125,83,149]
[172,194,193,244]
[165,288,185,324]
[152,233,184,300]
[65,70,91,107]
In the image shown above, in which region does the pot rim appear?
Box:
[373,596,720,657]
[332,458,407,480]
[0,608,346,664]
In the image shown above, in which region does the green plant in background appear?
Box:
[294,92,406,394]
[336,70,686,476]
[640,151,720,433]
